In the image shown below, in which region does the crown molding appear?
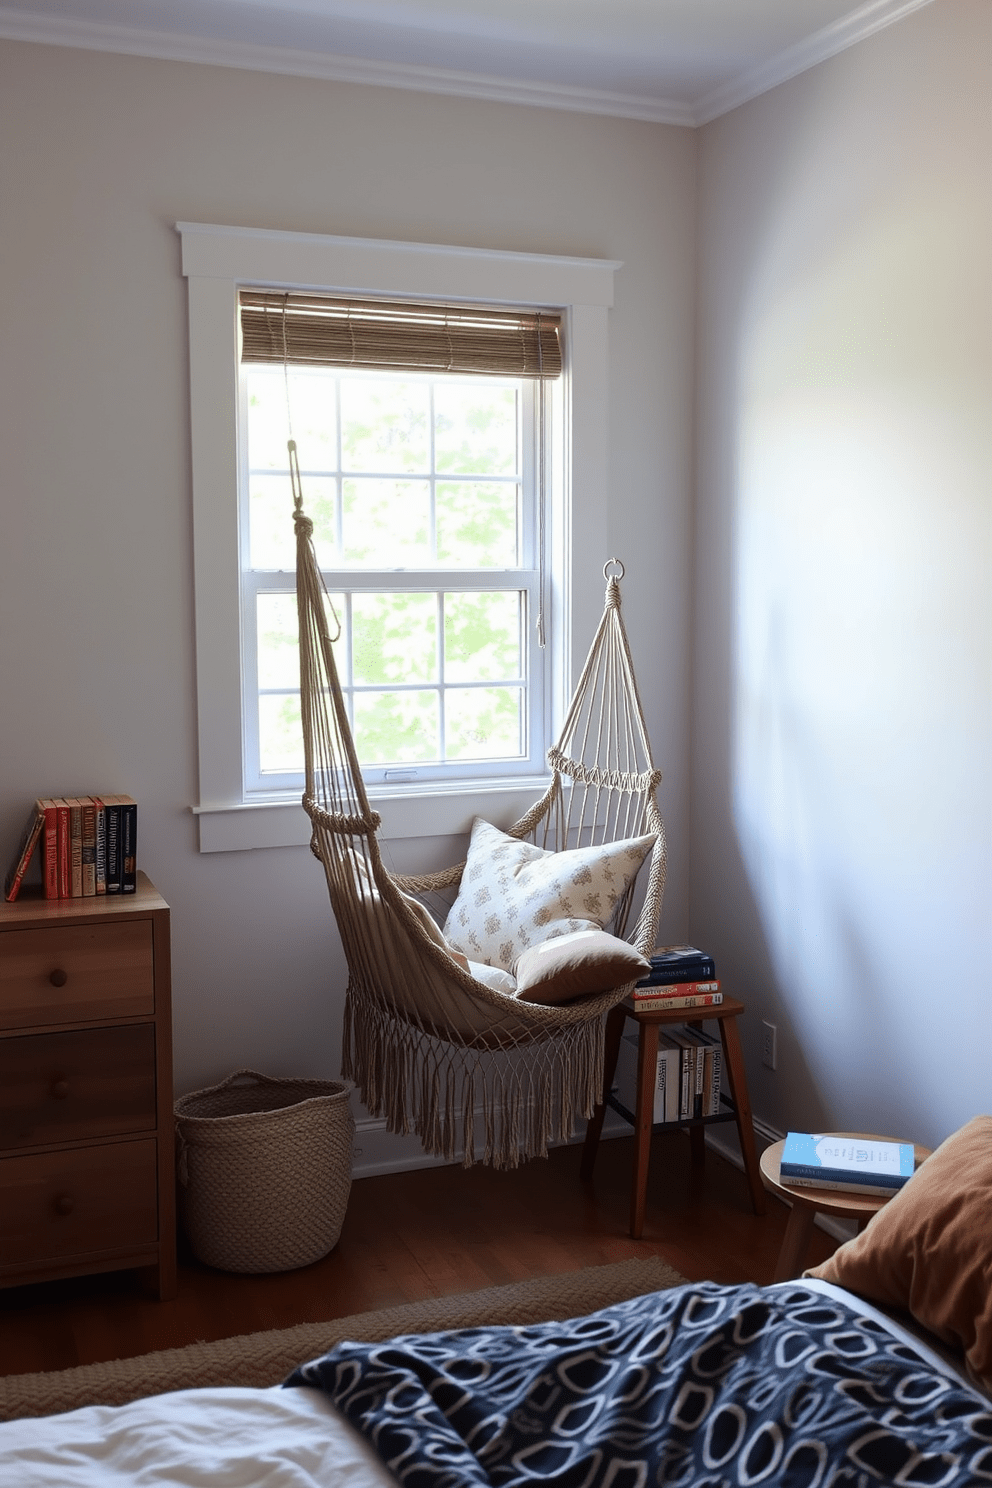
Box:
[0,0,936,128]
[694,0,936,124]
[0,8,695,126]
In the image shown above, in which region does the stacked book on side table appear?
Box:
[3,795,138,902]
[779,1133,915,1197]
[632,945,721,1011]
[615,946,724,1124]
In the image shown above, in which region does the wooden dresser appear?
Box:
[0,872,176,1299]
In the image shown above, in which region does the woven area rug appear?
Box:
[0,1256,687,1422]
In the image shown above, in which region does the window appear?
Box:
[179,224,618,850]
[240,292,561,794]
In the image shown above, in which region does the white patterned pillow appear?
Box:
[443,817,656,971]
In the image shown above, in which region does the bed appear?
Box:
[2,1116,990,1487]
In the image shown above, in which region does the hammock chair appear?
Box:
[292,473,667,1170]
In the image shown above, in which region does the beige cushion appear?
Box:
[443,817,656,972]
[513,929,650,1005]
[805,1115,992,1393]
[467,960,517,995]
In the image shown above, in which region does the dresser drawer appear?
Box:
[0,1138,158,1267]
[0,1025,156,1151]
[0,922,154,1030]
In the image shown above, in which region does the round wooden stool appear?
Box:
[760,1132,931,1282]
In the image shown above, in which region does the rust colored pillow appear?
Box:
[805,1115,992,1392]
[513,929,649,1005]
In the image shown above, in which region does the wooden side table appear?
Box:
[581,995,766,1238]
[760,1133,931,1281]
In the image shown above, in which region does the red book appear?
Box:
[3,803,46,902]
[38,798,60,899]
[632,979,720,999]
[56,798,71,899]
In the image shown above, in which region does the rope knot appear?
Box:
[294,509,314,539]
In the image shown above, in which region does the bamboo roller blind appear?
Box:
[239,291,562,380]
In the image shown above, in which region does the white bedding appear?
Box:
[2,1284,987,1487]
[0,1384,397,1488]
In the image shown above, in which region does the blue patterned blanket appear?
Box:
[287,1282,992,1486]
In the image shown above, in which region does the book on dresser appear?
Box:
[93,796,108,895]
[80,796,98,896]
[3,803,45,902]
[67,797,84,898]
[779,1132,915,1196]
[38,798,60,899]
[101,794,138,894]
[9,793,138,900]
[55,798,71,899]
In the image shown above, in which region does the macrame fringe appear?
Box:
[343,992,605,1170]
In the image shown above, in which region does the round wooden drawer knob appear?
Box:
[54,1194,75,1216]
[49,968,68,987]
[51,1079,70,1100]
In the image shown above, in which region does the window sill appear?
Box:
[193,776,553,853]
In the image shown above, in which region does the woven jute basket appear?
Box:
[174,1070,354,1274]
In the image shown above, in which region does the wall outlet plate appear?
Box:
[761,1021,777,1070]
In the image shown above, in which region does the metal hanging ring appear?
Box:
[603,558,625,581]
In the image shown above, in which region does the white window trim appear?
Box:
[178,222,619,852]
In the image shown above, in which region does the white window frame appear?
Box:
[178,222,619,852]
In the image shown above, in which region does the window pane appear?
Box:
[434,382,518,476]
[285,369,338,466]
[259,693,304,773]
[257,593,299,689]
[251,474,337,569]
[340,378,429,473]
[247,368,337,470]
[444,592,522,682]
[446,687,523,760]
[246,369,290,471]
[354,690,438,764]
[342,479,431,566]
[352,592,437,685]
[258,593,348,689]
[436,482,519,567]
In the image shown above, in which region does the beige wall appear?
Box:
[694,0,992,1149]
[0,41,696,1138]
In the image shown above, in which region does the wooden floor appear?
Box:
[0,1131,836,1378]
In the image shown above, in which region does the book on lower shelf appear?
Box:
[779,1132,915,1196]
[612,1024,723,1125]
